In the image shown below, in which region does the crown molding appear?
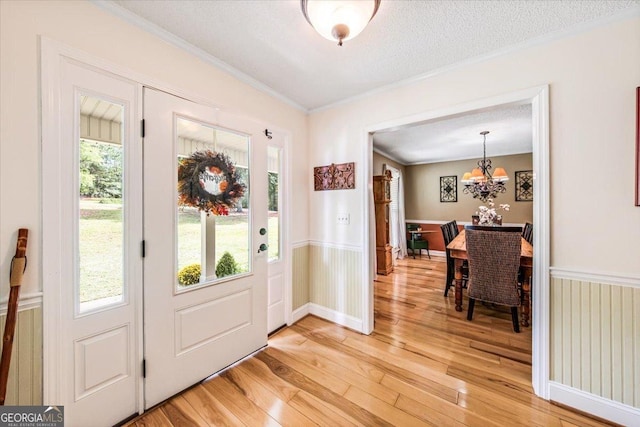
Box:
[91,0,307,113]
[91,1,640,115]
[310,6,640,114]
[372,147,407,166]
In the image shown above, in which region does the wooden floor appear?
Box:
[127,255,613,426]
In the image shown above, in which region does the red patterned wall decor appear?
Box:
[313,162,356,191]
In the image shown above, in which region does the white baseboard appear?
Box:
[290,303,310,324]
[400,249,445,259]
[308,303,364,332]
[549,381,640,426]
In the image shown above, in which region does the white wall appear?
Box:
[0,0,310,299]
[307,14,640,419]
[309,15,640,275]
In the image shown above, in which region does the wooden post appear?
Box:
[0,228,29,405]
[454,258,463,312]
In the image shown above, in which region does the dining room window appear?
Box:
[384,164,407,259]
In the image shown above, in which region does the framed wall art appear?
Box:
[440,175,457,202]
[515,170,534,202]
[635,87,640,206]
[313,162,355,191]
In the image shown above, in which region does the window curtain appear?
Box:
[384,165,408,260]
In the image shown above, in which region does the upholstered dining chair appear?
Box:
[464,226,523,332]
[440,220,467,296]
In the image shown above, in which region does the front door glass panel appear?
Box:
[176,117,250,291]
[267,146,281,262]
[77,95,125,314]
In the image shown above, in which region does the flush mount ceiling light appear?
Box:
[301,0,381,46]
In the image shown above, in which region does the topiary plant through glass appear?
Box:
[177,263,201,286]
[215,251,239,278]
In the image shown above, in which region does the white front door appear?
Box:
[267,141,286,333]
[142,88,269,408]
[54,60,142,426]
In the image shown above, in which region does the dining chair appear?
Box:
[522,222,533,245]
[465,227,522,332]
[520,222,534,295]
[407,224,430,259]
[441,220,467,296]
[465,225,523,233]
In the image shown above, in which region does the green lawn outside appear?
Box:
[79,199,124,303]
[178,207,252,274]
[79,199,279,302]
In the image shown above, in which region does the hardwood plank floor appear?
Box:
[127,256,615,426]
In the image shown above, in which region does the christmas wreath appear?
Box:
[178,150,246,215]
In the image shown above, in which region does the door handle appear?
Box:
[258,243,268,253]
[259,228,267,236]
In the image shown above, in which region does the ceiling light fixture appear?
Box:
[301,0,381,46]
[461,131,509,202]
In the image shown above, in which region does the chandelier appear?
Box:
[461,131,509,202]
[301,0,381,46]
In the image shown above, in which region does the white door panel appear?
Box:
[143,88,268,408]
[267,142,286,333]
[57,60,141,426]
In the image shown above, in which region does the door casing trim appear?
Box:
[362,85,551,400]
[40,37,294,411]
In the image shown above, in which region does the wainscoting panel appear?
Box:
[309,244,362,319]
[292,245,310,311]
[0,306,42,405]
[551,276,639,409]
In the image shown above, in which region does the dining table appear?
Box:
[446,229,534,326]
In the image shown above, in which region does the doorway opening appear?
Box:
[363,86,550,399]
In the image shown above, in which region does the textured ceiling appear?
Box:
[104,0,638,163]
[373,103,532,165]
[110,0,638,111]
